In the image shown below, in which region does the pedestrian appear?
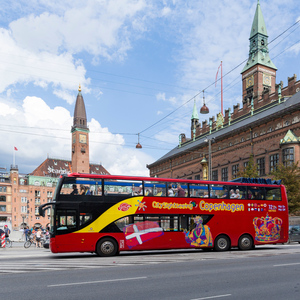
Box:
[4,225,11,244]
[35,228,43,248]
[24,226,30,241]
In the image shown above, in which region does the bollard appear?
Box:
[1,233,5,248]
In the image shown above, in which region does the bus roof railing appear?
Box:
[230,177,281,185]
[63,173,282,186]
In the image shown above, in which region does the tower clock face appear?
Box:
[246,75,254,89]
[263,74,271,86]
[79,134,87,143]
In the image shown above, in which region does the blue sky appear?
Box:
[0,0,299,176]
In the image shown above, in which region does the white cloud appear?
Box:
[9,0,149,58]
[156,92,177,105]
[89,118,151,176]
[0,29,89,101]
[0,102,17,116]
[0,96,152,175]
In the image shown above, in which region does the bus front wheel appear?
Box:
[96,238,118,257]
[214,235,230,251]
[238,234,253,250]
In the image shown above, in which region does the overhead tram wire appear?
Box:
[0,127,172,151]
[0,20,298,150]
[137,19,300,137]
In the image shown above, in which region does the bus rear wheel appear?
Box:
[214,235,230,251]
[238,234,253,250]
[96,238,118,257]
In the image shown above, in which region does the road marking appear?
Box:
[48,276,147,287]
[274,262,300,267]
[191,294,231,300]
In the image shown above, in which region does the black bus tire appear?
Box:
[96,238,118,257]
[238,234,253,250]
[214,235,230,251]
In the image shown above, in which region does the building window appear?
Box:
[35,190,40,197]
[21,197,27,203]
[257,158,265,176]
[0,186,7,192]
[270,154,279,172]
[283,148,294,166]
[212,170,218,181]
[0,205,6,212]
[0,196,6,202]
[21,206,27,213]
[232,164,239,179]
[221,167,228,181]
[194,175,200,180]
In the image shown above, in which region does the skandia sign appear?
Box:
[47,166,70,175]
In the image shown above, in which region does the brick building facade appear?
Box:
[147,2,300,182]
[0,87,109,230]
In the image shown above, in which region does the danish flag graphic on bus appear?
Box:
[123,221,164,248]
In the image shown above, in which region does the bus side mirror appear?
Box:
[38,206,45,217]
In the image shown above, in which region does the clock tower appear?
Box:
[71,85,90,173]
[241,0,277,104]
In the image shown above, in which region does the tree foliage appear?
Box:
[270,163,300,215]
[236,154,259,179]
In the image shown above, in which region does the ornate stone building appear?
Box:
[0,87,109,230]
[147,1,300,181]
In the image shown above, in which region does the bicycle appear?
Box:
[24,234,35,248]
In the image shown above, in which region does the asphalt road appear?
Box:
[1,243,300,300]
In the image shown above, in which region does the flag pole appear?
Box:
[13,147,15,167]
[221,61,223,116]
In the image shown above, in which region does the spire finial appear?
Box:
[78,84,81,92]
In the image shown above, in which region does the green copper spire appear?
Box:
[250,0,267,39]
[191,99,199,120]
[241,0,277,73]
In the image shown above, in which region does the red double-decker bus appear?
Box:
[39,173,289,256]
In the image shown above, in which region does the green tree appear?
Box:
[270,163,300,215]
[236,154,259,178]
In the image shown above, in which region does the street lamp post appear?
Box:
[204,137,215,181]
[21,214,26,229]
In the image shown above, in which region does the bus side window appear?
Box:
[179,215,188,231]
[248,187,265,200]
[56,209,77,230]
[265,188,281,200]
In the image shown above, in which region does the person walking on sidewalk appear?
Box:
[4,225,11,245]
[35,228,43,248]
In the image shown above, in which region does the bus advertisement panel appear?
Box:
[39,173,289,256]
